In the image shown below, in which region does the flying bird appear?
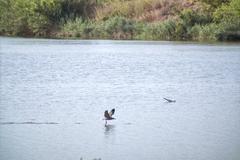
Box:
[104,108,115,126]
[163,98,176,103]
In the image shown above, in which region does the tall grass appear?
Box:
[58,16,136,39]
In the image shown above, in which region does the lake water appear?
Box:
[0,37,240,160]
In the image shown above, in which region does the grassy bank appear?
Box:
[0,0,239,41]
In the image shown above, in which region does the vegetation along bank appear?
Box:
[0,0,239,41]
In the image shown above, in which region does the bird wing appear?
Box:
[164,98,175,102]
[163,98,176,102]
[104,110,111,119]
[163,98,171,102]
[109,108,115,117]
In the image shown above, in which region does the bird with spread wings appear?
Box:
[104,108,115,126]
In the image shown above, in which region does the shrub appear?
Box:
[174,8,212,40]
[198,23,223,41]
[60,18,95,38]
[103,16,135,39]
[59,16,136,39]
[155,19,176,40]
[213,0,240,40]
[189,24,202,41]
[0,0,36,36]
[134,19,177,40]
[0,0,98,37]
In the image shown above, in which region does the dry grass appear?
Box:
[95,0,201,22]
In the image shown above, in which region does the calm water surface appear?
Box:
[0,37,240,160]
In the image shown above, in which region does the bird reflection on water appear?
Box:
[104,124,115,136]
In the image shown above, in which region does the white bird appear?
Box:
[104,108,115,126]
[163,98,176,103]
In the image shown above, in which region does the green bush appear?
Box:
[0,0,35,36]
[198,23,223,41]
[103,16,135,39]
[174,9,212,40]
[0,0,98,37]
[213,0,240,40]
[189,25,202,41]
[59,16,136,39]
[133,19,177,40]
[59,18,95,38]
[154,19,176,40]
[133,23,153,40]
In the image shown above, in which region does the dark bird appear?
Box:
[104,108,115,126]
[163,98,176,103]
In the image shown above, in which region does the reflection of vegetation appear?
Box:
[0,0,239,41]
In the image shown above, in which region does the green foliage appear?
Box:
[0,0,239,41]
[59,16,135,39]
[0,0,16,35]
[180,9,211,26]
[0,0,98,36]
[34,0,61,24]
[0,0,35,36]
[213,0,240,40]
[214,0,240,29]
[104,16,135,39]
[189,25,202,40]
[199,23,223,41]
[60,18,96,38]
[149,20,176,40]
[0,0,57,36]
[29,0,60,36]
[174,9,212,40]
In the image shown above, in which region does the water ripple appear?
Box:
[0,122,59,125]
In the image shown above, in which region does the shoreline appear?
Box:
[1,36,240,45]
